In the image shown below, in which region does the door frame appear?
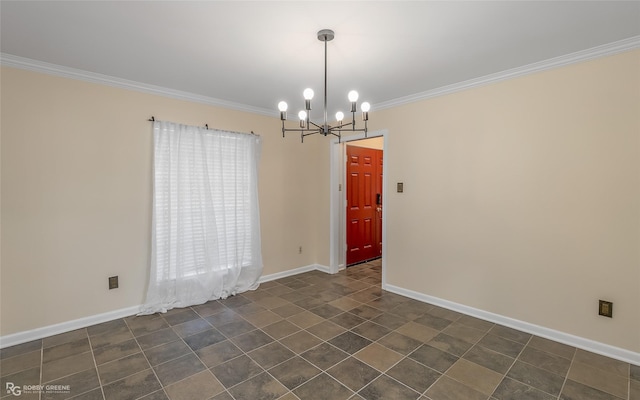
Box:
[329,129,388,288]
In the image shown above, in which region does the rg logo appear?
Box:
[5,383,21,396]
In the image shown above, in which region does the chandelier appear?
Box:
[278,29,370,143]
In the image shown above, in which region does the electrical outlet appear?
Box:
[598,300,612,318]
[109,276,119,290]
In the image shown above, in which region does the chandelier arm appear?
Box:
[282,127,321,133]
[302,130,321,138]
[327,130,342,143]
[341,128,367,133]
[308,120,323,130]
[333,122,354,130]
[282,127,305,132]
[286,126,366,133]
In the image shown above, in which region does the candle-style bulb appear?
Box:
[303,88,314,100]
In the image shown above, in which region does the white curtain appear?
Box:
[140,120,263,314]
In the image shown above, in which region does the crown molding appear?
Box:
[374,35,640,111]
[0,53,276,117]
[2,35,638,116]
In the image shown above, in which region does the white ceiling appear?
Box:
[2,1,639,119]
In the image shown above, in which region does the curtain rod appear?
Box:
[147,116,256,136]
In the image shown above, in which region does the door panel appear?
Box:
[346,145,383,266]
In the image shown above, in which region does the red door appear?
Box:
[346,145,383,266]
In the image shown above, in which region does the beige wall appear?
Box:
[2,49,639,355]
[336,50,638,352]
[0,67,323,335]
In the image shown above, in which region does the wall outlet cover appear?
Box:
[109,276,119,290]
[598,300,612,318]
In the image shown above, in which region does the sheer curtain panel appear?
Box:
[141,120,263,314]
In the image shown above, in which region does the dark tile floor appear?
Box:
[1,260,638,400]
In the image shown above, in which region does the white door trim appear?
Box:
[329,130,388,287]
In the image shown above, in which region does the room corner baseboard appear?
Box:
[0,305,141,349]
[383,283,640,366]
[314,264,332,274]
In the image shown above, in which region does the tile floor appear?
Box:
[1,260,638,400]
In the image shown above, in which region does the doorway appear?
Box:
[346,143,383,266]
[329,130,387,283]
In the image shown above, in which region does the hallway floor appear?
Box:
[1,260,638,399]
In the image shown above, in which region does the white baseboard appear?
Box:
[314,264,332,274]
[259,264,330,282]
[10,266,635,366]
[1,264,332,349]
[0,305,140,349]
[383,283,640,366]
